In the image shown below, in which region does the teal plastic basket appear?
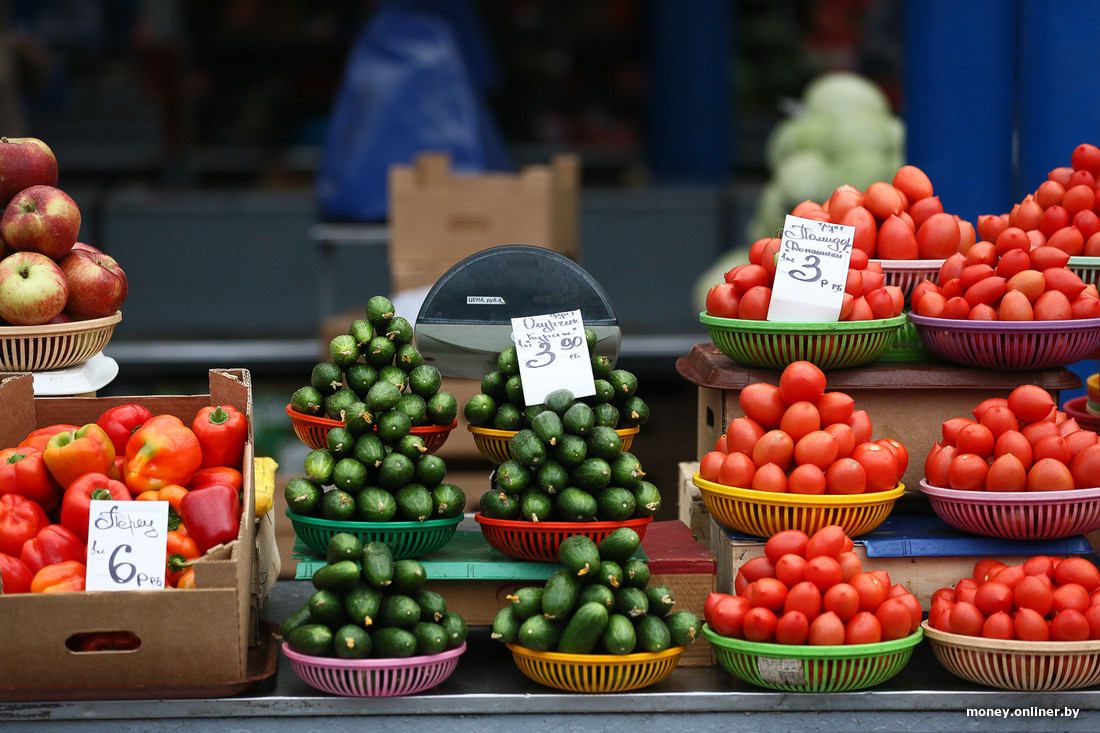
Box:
[699,312,907,369]
[286,510,462,559]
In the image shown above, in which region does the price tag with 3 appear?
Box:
[85,500,169,591]
[767,214,855,322]
[510,309,595,406]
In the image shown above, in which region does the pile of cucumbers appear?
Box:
[491,528,700,655]
[477,385,661,522]
[284,295,466,523]
[463,332,650,432]
[282,533,468,659]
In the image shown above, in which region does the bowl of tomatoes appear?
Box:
[922,556,1100,691]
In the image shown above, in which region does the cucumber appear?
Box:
[557,602,609,654]
[463,393,497,428]
[530,410,564,446]
[506,586,544,619]
[333,624,373,659]
[549,434,587,470]
[291,385,325,416]
[412,621,448,655]
[328,333,360,369]
[601,613,637,655]
[372,627,417,658]
[572,457,611,492]
[308,588,351,629]
[378,452,415,491]
[554,487,597,522]
[366,379,402,413]
[343,402,374,437]
[360,541,394,588]
[493,403,524,430]
[325,426,356,458]
[597,527,642,565]
[497,345,520,376]
[325,387,359,421]
[519,487,553,522]
[510,429,546,468]
[544,388,575,415]
[279,602,313,638]
[395,343,423,372]
[386,315,414,345]
[634,614,672,653]
[311,361,344,395]
[610,452,645,489]
[619,396,650,427]
[536,461,569,495]
[395,484,433,522]
[614,586,649,619]
[540,569,580,620]
[320,489,356,521]
[645,584,676,617]
[415,589,448,623]
[356,486,397,522]
[577,583,616,612]
[608,369,638,401]
[394,433,428,460]
[346,363,379,400]
[596,486,636,521]
[621,558,651,589]
[365,335,397,369]
[562,402,595,437]
[426,391,458,426]
[365,295,396,328]
[480,371,508,403]
[495,460,532,494]
[408,364,442,398]
[631,481,662,517]
[491,605,522,644]
[590,354,613,380]
[479,490,520,520]
[504,375,525,407]
[310,560,362,593]
[389,559,427,595]
[440,611,468,648]
[593,401,620,428]
[557,534,601,578]
[377,409,412,444]
[332,457,368,493]
[593,559,623,589]
[303,449,336,485]
[344,582,383,627]
[348,318,374,348]
[378,594,422,629]
[431,483,467,519]
[284,477,321,516]
[285,623,334,657]
[585,425,622,462]
[415,454,447,488]
[666,610,701,647]
[353,433,386,469]
[517,614,562,652]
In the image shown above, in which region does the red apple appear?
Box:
[0,137,58,209]
[59,247,127,319]
[2,185,81,260]
[0,251,69,325]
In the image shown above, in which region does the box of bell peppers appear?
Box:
[0,368,258,696]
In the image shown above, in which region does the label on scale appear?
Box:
[767,214,855,322]
[511,309,595,406]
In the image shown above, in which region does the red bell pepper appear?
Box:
[96,403,153,455]
[123,414,203,493]
[43,423,116,490]
[30,560,86,592]
[178,483,240,554]
[18,424,78,452]
[193,405,248,469]
[165,529,200,587]
[0,552,33,593]
[188,465,243,492]
[60,472,132,544]
[20,523,86,574]
[0,446,61,513]
[135,484,188,531]
[0,494,50,556]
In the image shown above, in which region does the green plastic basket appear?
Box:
[878,309,934,362]
[286,510,462,559]
[703,624,922,692]
[699,312,907,369]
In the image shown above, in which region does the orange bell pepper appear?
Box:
[31,560,86,593]
[192,405,248,469]
[175,566,196,589]
[122,414,203,493]
[18,424,78,452]
[135,484,188,531]
[0,446,61,513]
[43,423,116,489]
[165,529,200,587]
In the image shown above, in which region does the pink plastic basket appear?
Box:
[873,259,944,301]
[282,642,465,697]
[907,313,1100,370]
[919,480,1100,539]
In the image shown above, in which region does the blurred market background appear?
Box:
[3,0,1097,522]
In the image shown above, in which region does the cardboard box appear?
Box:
[387,152,581,292]
[712,513,1097,607]
[677,460,710,550]
[0,369,258,695]
[677,343,1083,498]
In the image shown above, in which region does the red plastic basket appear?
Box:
[286,404,455,452]
[919,479,1100,539]
[907,313,1100,370]
[873,258,944,301]
[474,514,653,562]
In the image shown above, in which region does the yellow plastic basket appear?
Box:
[922,621,1100,691]
[469,424,638,465]
[506,643,684,692]
[692,473,904,539]
[0,311,121,371]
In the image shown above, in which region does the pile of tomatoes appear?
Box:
[704,525,922,645]
[698,361,907,495]
[925,384,1100,492]
[929,555,1100,641]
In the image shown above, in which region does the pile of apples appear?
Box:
[0,137,127,326]
[911,143,1100,322]
[925,384,1100,492]
[929,555,1100,641]
[704,525,923,645]
[698,361,907,495]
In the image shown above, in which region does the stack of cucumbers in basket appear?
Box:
[466,332,659,523]
[492,529,700,654]
[284,295,466,524]
[282,532,468,659]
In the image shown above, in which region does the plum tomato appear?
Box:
[725,416,766,456]
[972,558,1008,583]
[709,594,752,638]
[751,462,789,493]
[718,451,756,488]
[775,553,809,588]
[837,551,863,581]
[947,601,985,637]
[1008,384,1056,422]
[875,597,915,641]
[981,611,1015,640]
[745,577,788,613]
[1013,574,1054,616]
[787,463,827,495]
[783,580,823,620]
[973,581,1014,616]
[849,571,888,612]
[946,453,989,491]
[1050,609,1090,642]
[739,555,777,583]
[804,555,844,592]
[1053,557,1100,592]
[752,430,795,470]
[698,451,726,482]
[774,610,810,645]
[805,525,849,559]
[825,457,867,494]
[705,283,739,318]
[742,606,778,643]
[1014,607,1051,641]
[845,611,883,644]
[764,529,810,563]
[739,383,785,430]
[778,361,827,405]
[793,430,839,471]
[822,582,860,622]
[807,611,846,646]
[850,441,899,492]
[779,401,821,443]
[985,453,1028,492]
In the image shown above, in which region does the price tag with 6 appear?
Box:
[510,309,595,406]
[85,500,169,591]
[767,214,856,322]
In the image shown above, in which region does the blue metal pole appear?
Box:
[903,0,1016,222]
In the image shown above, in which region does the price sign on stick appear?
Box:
[511,309,595,406]
[85,500,169,591]
[767,214,856,322]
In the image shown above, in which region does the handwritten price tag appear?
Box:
[85,500,169,591]
[511,309,595,406]
[767,214,855,322]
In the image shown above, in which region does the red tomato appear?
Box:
[1008,385,1056,422]
[840,205,879,255]
[751,462,788,493]
[822,582,860,622]
[806,525,849,559]
[1034,289,1073,320]
[709,594,752,638]
[1053,557,1100,592]
[705,283,740,318]
[947,453,989,491]
[941,416,976,446]
[875,597,914,640]
[738,285,772,320]
[704,591,732,621]
[924,443,957,486]
[764,529,810,563]
[849,571,888,612]
[783,580,822,619]
[955,422,995,458]
[778,361,827,404]
[725,416,766,456]
[793,430,839,470]
[1033,434,1070,464]
[739,555,777,583]
[775,553,809,587]
[910,195,944,229]
[748,237,779,266]
[827,184,864,223]
[917,212,963,259]
[981,611,1016,640]
[718,451,757,488]
[876,214,919,259]
[837,551,863,581]
[699,450,726,482]
[774,610,810,645]
[978,404,1021,438]
[1022,554,1056,578]
[994,429,1033,467]
[947,601,985,637]
[954,577,979,604]
[1086,604,1100,640]
[823,423,857,458]
[741,606,778,643]
[779,401,821,443]
[892,591,924,634]
[875,438,909,480]
[847,410,873,444]
[973,558,1008,583]
[845,611,883,644]
[787,463,827,495]
[996,247,1032,279]
[815,392,854,425]
[739,383,785,429]
[1026,457,1074,492]
[825,457,867,494]
[746,577,788,613]
[864,181,907,220]
[804,555,844,592]
[1014,574,1054,616]
[1050,609,1090,641]
[984,453,1028,492]
[1052,583,1090,614]
[1070,442,1100,489]
[973,581,1014,616]
[1071,143,1100,175]
[990,564,1026,590]
[731,263,771,296]
[807,611,846,646]
[753,430,794,470]
[892,164,934,202]
[850,442,899,492]
[964,240,998,267]
[1014,607,1051,641]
